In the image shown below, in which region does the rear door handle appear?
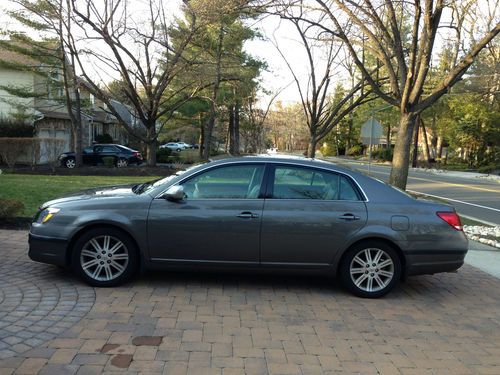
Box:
[237,211,259,219]
[338,213,360,221]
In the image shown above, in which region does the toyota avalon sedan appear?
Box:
[29,156,468,298]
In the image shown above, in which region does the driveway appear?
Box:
[1,229,499,374]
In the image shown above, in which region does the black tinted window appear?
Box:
[271,166,360,201]
[182,165,265,199]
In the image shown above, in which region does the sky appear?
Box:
[0,0,497,109]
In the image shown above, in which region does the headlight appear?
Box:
[58,154,66,160]
[34,207,60,224]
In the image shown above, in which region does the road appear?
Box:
[328,157,500,226]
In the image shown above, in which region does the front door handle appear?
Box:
[338,213,360,221]
[237,211,259,219]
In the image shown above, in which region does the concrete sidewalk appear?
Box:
[465,240,500,279]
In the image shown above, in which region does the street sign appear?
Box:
[360,118,383,145]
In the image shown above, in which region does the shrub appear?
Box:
[156,147,172,163]
[478,164,500,174]
[0,118,35,137]
[102,156,116,167]
[0,199,25,222]
[95,133,113,144]
[320,143,336,157]
[347,145,363,156]
[372,148,393,161]
[0,138,36,168]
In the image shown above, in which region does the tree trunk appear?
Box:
[198,114,204,159]
[146,126,157,166]
[307,134,317,158]
[420,118,431,164]
[411,115,420,168]
[386,122,391,150]
[233,101,240,155]
[436,136,443,160]
[389,112,418,190]
[345,115,352,155]
[202,114,215,160]
[228,105,235,154]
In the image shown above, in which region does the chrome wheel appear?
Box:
[116,158,128,168]
[349,248,394,293]
[80,235,129,282]
[65,158,76,168]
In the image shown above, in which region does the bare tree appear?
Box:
[68,0,203,165]
[300,0,500,189]
[271,4,371,157]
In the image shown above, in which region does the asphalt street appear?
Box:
[328,157,500,226]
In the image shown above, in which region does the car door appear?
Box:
[98,145,118,164]
[147,163,266,264]
[82,147,94,164]
[260,164,367,267]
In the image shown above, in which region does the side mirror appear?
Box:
[163,185,184,201]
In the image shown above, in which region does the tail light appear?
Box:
[437,212,463,231]
[134,152,142,158]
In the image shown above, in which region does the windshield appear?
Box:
[133,163,206,194]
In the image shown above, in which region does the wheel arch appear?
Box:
[335,237,406,280]
[65,223,141,266]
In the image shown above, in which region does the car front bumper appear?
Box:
[28,232,69,266]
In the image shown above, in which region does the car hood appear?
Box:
[40,184,137,209]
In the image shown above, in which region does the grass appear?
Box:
[0,174,160,217]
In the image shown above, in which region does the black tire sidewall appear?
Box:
[72,228,139,287]
[340,241,401,298]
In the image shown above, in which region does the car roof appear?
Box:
[148,154,417,204]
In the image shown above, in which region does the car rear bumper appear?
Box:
[405,249,468,276]
[28,232,68,266]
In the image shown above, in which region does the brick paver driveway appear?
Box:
[1,229,499,375]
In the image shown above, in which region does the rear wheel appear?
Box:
[65,157,76,169]
[339,241,401,298]
[116,158,128,168]
[72,228,138,287]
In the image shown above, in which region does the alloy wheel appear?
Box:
[80,235,129,282]
[66,158,76,168]
[349,247,394,293]
[116,158,128,168]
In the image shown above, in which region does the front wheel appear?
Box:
[65,157,76,169]
[339,241,401,298]
[72,228,138,287]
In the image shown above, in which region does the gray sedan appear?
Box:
[29,156,468,297]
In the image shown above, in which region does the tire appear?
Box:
[65,157,76,169]
[176,148,181,152]
[339,240,401,298]
[72,228,139,287]
[116,158,128,168]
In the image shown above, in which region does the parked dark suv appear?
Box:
[59,144,143,168]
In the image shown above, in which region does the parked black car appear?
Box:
[59,144,143,168]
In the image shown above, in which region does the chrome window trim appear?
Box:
[154,160,370,202]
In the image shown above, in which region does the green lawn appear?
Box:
[0,174,160,217]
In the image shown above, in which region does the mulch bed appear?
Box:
[0,218,31,230]
[2,165,176,176]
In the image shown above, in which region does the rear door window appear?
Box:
[270,165,361,201]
